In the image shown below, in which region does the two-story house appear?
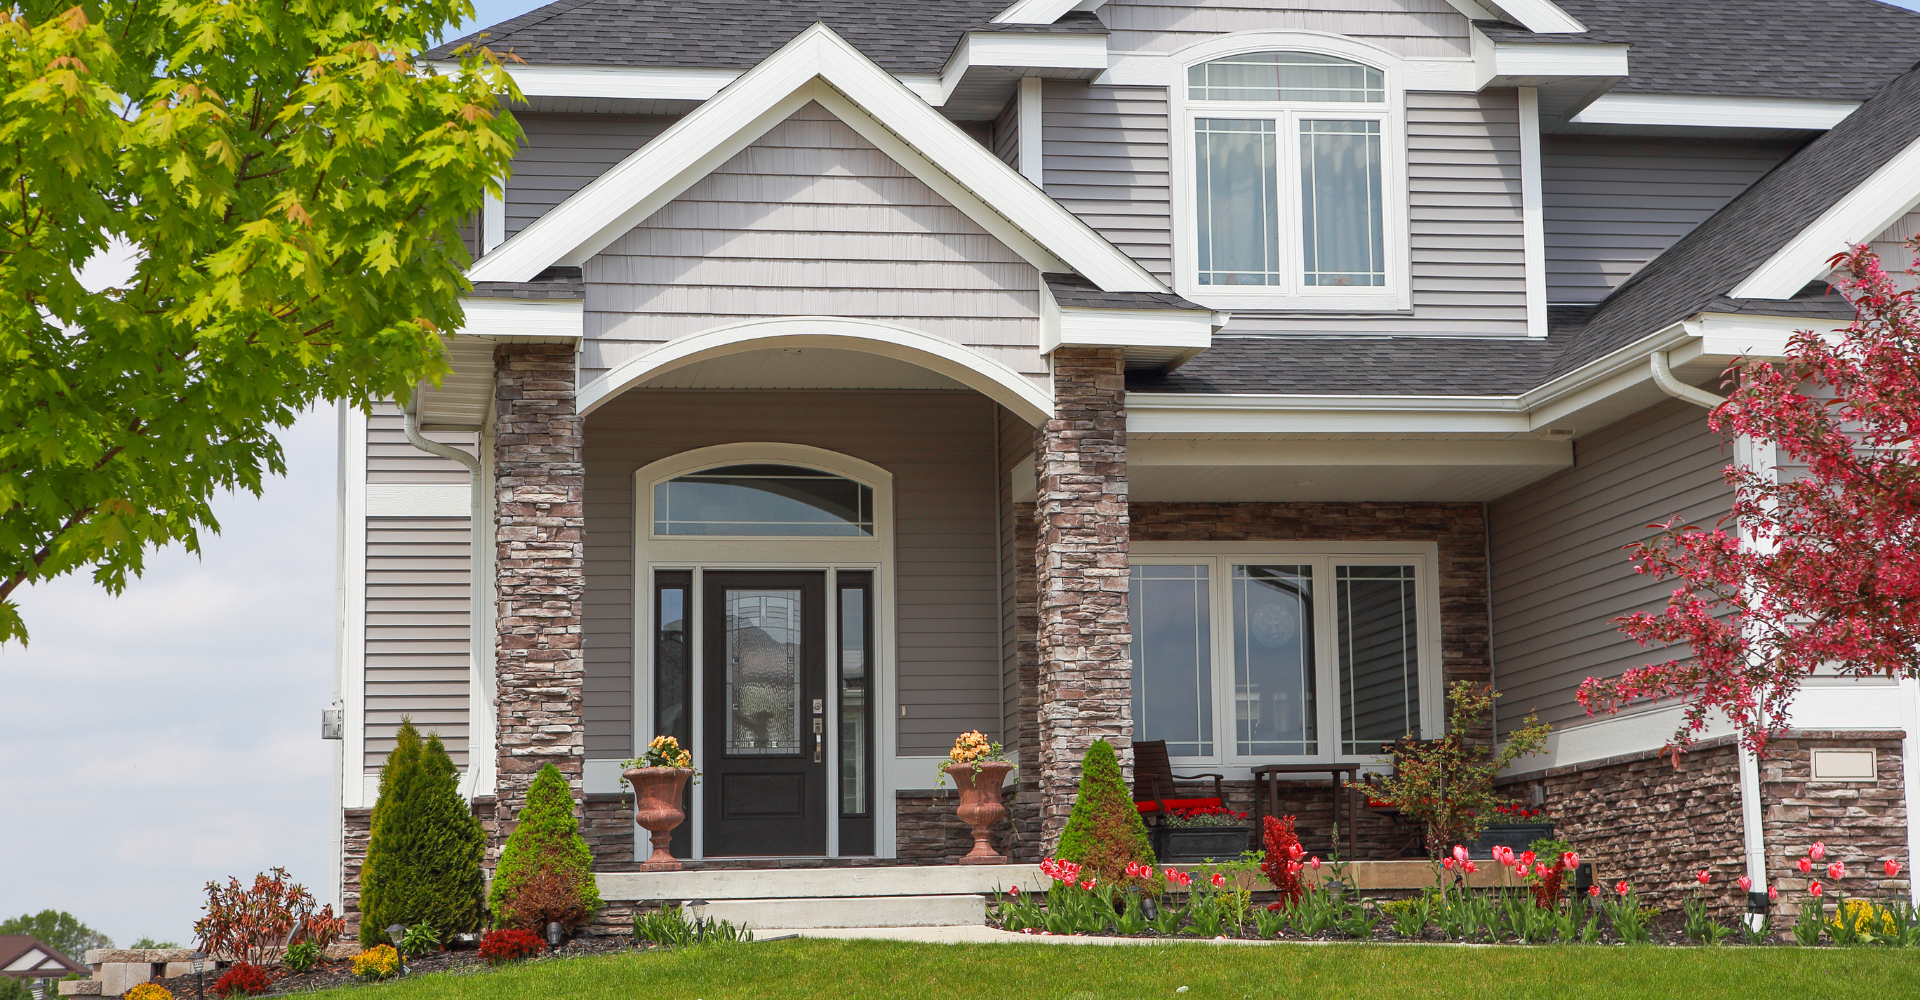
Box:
[329,0,1920,921]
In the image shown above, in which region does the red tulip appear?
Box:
[1696,870,1710,885]
[1286,861,1303,877]
[1442,857,1456,871]
[1615,881,1630,897]
[1737,875,1752,892]
[1796,857,1813,875]
[1810,881,1824,897]
[1309,856,1322,870]
[1768,886,1778,902]
[1288,843,1305,862]
[1588,885,1601,897]
[1463,861,1477,874]
[1826,861,1844,881]
[1885,859,1902,878]
[1809,842,1826,862]
[1518,850,1536,869]
[1210,873,1227,889]
[1535,863,1549,878]
[1009,885,1021,896]
[1492,846,1514,867]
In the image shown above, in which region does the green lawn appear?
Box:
[314,939,1918,1000]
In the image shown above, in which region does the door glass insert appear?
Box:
[655,464,873,536]
[1129,564,1214,757]
[1337,564,1420,754]
[1232,565,1316,756]
[724,588,803,755]
[654,572,692,750]
[839,584,870,815]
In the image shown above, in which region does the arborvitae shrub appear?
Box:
[1053,738,1155,880]
[358,721,486,945]
[488,764,601,930]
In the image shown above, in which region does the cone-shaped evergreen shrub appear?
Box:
[1054,738,1154,880]
[359,722,486,945]
[488,764,602,930]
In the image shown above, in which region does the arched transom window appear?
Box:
[1184,50,1391,296]
[653,464,874,537]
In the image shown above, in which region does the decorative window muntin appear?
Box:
[1187,51,1385,103]
[653,463,873,537]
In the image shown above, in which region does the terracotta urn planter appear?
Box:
[624,766,693,871]
[943,761,1014,865]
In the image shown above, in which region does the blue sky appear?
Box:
[6,0,1920,948]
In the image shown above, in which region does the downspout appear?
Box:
[1651,351,1769,927]
[403,397,490,801]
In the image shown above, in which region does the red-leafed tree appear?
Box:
[1579,243,1920,752]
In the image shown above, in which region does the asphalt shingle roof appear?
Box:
[1044,273,1206,311]
[1127,337,1559,396]
[1480,0,1920,101]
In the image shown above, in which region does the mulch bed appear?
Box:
[143,936,639,998]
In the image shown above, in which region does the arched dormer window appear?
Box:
[652,464,874,537]
[1177,44,1404,310]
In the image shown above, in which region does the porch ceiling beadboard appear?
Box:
[580,389,1007,760]
[578,103,1044,385]
[1489,396,1735,732]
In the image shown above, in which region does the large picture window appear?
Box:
[1181,47,1399,307]
[1130,548,1436,767]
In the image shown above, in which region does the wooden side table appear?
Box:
[1250,763,1364,859]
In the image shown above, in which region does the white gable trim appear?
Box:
[1732,133,1920,299]
[577,317,1055,425]
[1572,94,1859,131]
[467,24,1162,293]
[991,0,1084,25]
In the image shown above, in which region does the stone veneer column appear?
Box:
[1032,346,1131,852]
[492,344,586,830]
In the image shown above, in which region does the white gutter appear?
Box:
[1649,350,1726,410]
[402,398,492,801]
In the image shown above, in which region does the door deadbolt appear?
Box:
[812,698,824,714]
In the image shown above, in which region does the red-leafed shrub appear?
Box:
[1260,814,1305,907]
[478,928,543,965]
[213,962,273,997]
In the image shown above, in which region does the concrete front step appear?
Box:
[701,894,987,929]
[597,863,1044,902]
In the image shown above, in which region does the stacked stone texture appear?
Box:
[895,788,1023,862]
[581,793,635,868]
[1008,502,1043,861]
[1031,347,1132,852]
[1758,732,1910,920]
[493,344,587,834]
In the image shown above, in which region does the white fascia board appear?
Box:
[1127,392,1531,436]
[1131,437,1570,468]
[1733,133,1920,299]
[935,31,1107,106]
[991,0,1085,24]
[1472,35,1628,90]
[1691,312,1837,358]
[428,59,945,106]
[459,296,584,342]
[1041,306,1217,353]
[469,24,1163,293]
[1572,93,1860,131]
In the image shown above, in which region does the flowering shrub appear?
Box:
[935,730,1014,784]
[1362,683,1550,852]
[124,985,174,1000]
[213,962,272,997]
[351,945,400,981]
[478,928,543,965]
[1163,805,1249,828]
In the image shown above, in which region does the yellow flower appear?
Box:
[352,945,400,981]
[125,986,174,1000]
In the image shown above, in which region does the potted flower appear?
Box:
[1466,803,1554,859]
[1152,805,1252,865]
[938,731,1016,864]
[620,736,699,871]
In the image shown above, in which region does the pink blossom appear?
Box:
[1768,886,1778,902]
[1534,863,1549,878]
[1810,842,1826,863]
[1809,881,1824,897]
[1492,846,1514,867]
[1737,875,1752,892]
[1886,859,1903,878]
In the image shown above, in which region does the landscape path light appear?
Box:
[190,950,207,1000]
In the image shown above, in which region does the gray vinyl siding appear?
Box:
[1870,208,1920,279]
[580,102,1043,384]
[581,389,1007,758]
[1227,90,1528,336]
[992,95,1020,171]
[1542,136,1801,304]
[363,404,478,771]
[1489,399,1735,732]
[1042,83,1174,283]
[1099,0,1471,59]
[365,517,472,769]
[506,112,678,238]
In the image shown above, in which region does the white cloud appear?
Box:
[0,408,339,947]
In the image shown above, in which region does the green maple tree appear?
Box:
[0,0,521,641]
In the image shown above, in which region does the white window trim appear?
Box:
[1132,540,1441,779]
[1168,32,1412,313]
[631,442,900,858]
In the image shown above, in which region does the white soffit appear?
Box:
[414,334,500,431]
[1572,93,1860,131]
[1472,35,1627,89]
[467,24,1163,294]
[460,297,584,342]
[1733,132,1920,299]
[1126,437,1572,503]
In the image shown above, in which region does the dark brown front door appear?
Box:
[702,571,828,856]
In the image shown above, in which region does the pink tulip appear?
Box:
[1081,878,1096,890]
[1492,846,1514,866]
[1797,857,1813,875]
[1886,859,1903,878]
[1286,861,1303,876]
[1310,856,1322,870]
[1210,873,1227,889]
[1452,845,1469,864]
[1696,870,1710,886]
[1535,863,1550,878]
[1826,861,1844,881]
[1560,851,1580,871]
[1615,881,1630,897]
[1809,842,1826,862]
[1737,876,1752,892]
[1810,881,1824,897]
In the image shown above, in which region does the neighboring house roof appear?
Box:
[0,937,88,979]
[427,0,1101,75]
[1478,0,1920,100]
